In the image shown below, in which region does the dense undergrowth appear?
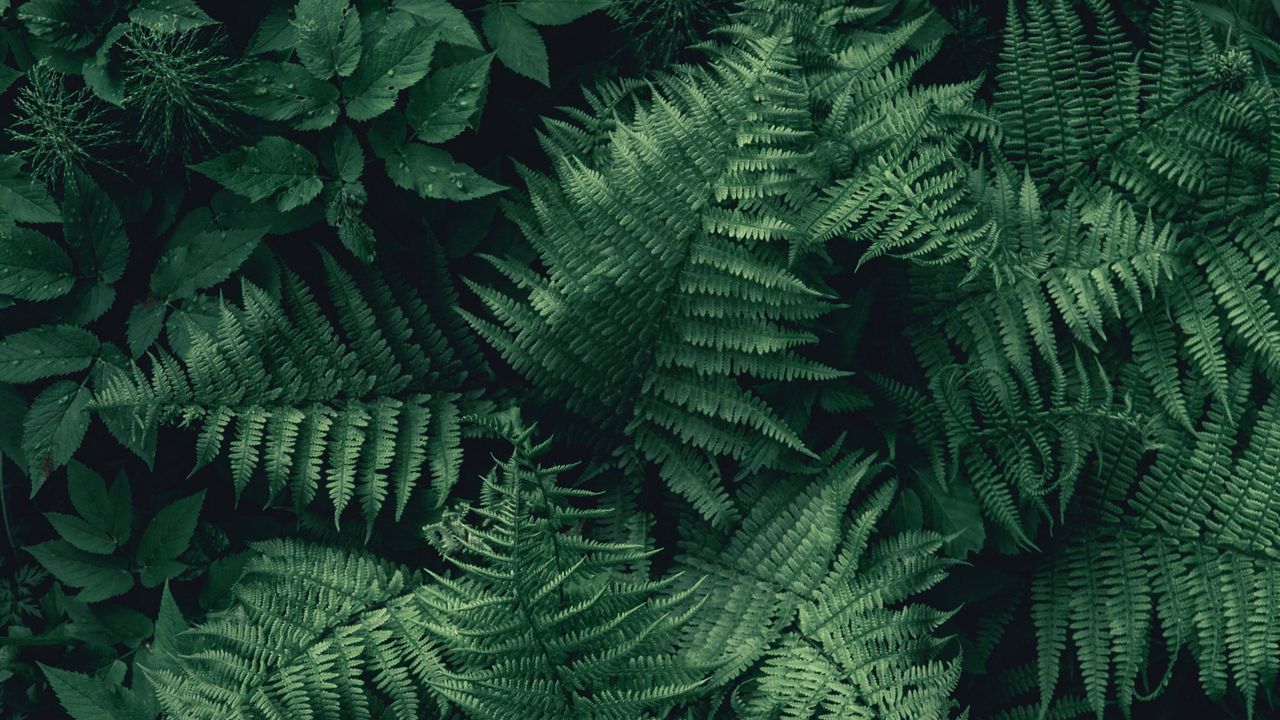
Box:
[1,0,1278,718]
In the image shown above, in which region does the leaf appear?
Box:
[126,302,167,358]
[63,174,128,284]
[66,460,113,532]
[22,380,92,494]
[407,53,492,143]
[327,125,365,183]
[0,325,101,383]
[385,144,506,201]
[0,384,26,465]
[45,512,117,554]
[516,0,609,25]
[92,350,157,469]
[27,540,132,601]
[191,138,323,212]
[342,11,439,121]
[395,0,481,48]
[107,472,134,545]
[41,664,145,720]
[292,0,362,80]
[0,156,60,223]
[150,210,269,301]
[137,491,205,578]
[129,0,216,33]
[0,227,75,301]
[242,61,341,130]
[18,0,106,50]
[482,4,549,86]
[247,5,297,54]
[82,24,129,106]
[153,583,187,657]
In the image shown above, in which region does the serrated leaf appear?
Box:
[137,491,204,573]
[126,302,166,358]
[153,583,187,658]
[150,210,268,301]
[0,155,60,223]
[0,227,75,301]
[191,138,323,212]
[517,0,608,25]
[396,0,481,48]
[293,0,362,79]
[66,460,112,531]
[92,351,156,469]
[482,4,548,86]
[129,0,216,33]
[139,560,186,588]
[27,540,132,601]
[342,11,439,121]
[407,53,492,143]
[327,124,365,183]
[18,0,107,51]
[0,325,100,383]
[0,384,26,465]
[22,380,92,493]
[107,472,133,545]
[45,512,117,554]
[63,174,128,284]
[242,61,341,130]
[82,24,129,106]
[385,144,506,200]
[41,663,145,720]
[247,5,297,54]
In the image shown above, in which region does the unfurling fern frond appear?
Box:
[92,251,493,534]
[673,451,960,719]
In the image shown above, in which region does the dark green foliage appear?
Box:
[3,0,1280,718]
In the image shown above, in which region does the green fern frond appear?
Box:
[91,251,492,533]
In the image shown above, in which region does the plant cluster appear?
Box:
[0,0,1278,718]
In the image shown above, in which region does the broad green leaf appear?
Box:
[41,663,145,720]
[0,325,100,383]
[63,174,128,284]
[0,156,59,223]
[137,491,205,578]
[293,0,362,79]
[92,351,157,469]
[22,380,92,493]
[0,65,21,95]
[191,138,323,212]
[18,0,107,51]
[327,124,365,183]
[153,583,187,657]
[342,11,439,121]
[407,53,492,143]
[0,227,75,301]
[248,5,297,54]
[66,461,113,532]
[385,144,506,200]
[82,24,129,106]
[27,540,132,600]
[241,61,341,130]
[126,302,167,358]
[482,4,549,86]
[107,472,134,545]
[517,0,609,25]
[164,296,223,356]
[88,604,154,648]
[395,0,481,48]
[128,0,216,33]
[149,210,269,300]
[46,512,117,554]
[56,280,117,326]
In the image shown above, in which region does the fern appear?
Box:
[92,250,492,534]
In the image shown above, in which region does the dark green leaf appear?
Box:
[64,174,128,284]
[407,53,492,143]
[385,144,506,200]
[45,512,117,554]
[293,0,362,80]
[22,380,92,493]
[342,11,439,121]
[191,138,323,212]
[516,0,608,25]
[126,302,167,358]
[0,227,75,301]
[27,540,132,601]
[66,460,113,532]
[396,0,481,48]
[0,156,60,223]
[150,209,269,300]
[137,491,205,573]
[129,0,216,33]
[247,5,297,55]
[41,663,146,720]
[0,325,101,383]
[241,61,341,130]
[482,4,548,86]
